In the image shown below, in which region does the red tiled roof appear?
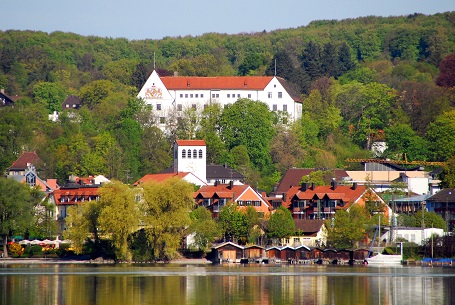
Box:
[161,76,273,90]
[175,140,206,146]
[9,151,43,170]
[285,185,367,209]
[133,172,189,186]
[294,219,324,234]
[275,168,349,194]
[52,187,99,205]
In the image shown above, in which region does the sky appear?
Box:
[1,0,455,40]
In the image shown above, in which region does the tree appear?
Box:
[32,82,66,114]
[426,110,455,161]
[398,210,445,230]
[267,206,295,242]
[299,170,334,186]
[440,156,455,188]
[189,206,221,252]
[0,178,36,257]
[218,203,249,243]
[0,178,42,257]
[300,41,322,81]
[220,99,275,172]
[141,178,194,260]
[98,181,141,261]
[436,53,455,88]
[64,204,92,254]
[326,205,368,248]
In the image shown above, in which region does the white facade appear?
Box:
[137,70,302,129]
[173,140,207,183]
[380,227,444,245]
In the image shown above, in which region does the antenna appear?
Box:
[153,51,156,70]
[274,58,277,76]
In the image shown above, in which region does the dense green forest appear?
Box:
[1,12,455,191]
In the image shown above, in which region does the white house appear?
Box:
[379,227,444,246]
[137,70,302,130]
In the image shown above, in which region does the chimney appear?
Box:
[311,183,315,190]
[331,178,337,190]
[301,183,309,191]
[352,182,358,190]
[228,180,234,189]
[214,180,219,186]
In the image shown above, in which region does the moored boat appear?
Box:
[366,253,402,265]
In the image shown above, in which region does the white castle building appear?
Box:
[137,70,302,129]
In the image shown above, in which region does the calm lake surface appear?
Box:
[1,263,454,305]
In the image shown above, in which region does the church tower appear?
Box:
[173,140,206,183]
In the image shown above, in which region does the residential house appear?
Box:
[0,88,21,107]
[7,164,57,194]
[7,151,44,176]
[281,219,327,248]
[426,188,455,231]
[61,95,82,110]
[379,227,444,245]
[284,181,389,220]
[206,164,245,185]
[272,168,349,197]
[48,176,109,233]
[137,70,302,130]
[194,181,272,218]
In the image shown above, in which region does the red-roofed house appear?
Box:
[8,151,44,176]
[137,70,302,130]
[194,181,271,218]
[284,181,389,220]
[48,175,110,233]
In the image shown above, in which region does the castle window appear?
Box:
[199,149,203,158]
[182,149,186,158]
[278,92,283,98]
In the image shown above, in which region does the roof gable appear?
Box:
[9,151,43,170]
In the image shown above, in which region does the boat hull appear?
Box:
[366,253,402,265]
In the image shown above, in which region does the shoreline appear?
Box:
[0,257,212,265]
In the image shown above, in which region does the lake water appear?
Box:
[1,263,454,305]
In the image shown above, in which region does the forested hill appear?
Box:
[1,12,455,190]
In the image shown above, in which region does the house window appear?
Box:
[248,94,251,98]
[185,94,188,98]
[202,199,211,207]
[26,172,36,187]
[268,92,272,98]
[193,149,197,158]
[283,104,287,112]
[227,94,231,98]
[177,104,182,111]
[156,104,161,111]
[237,94,240,98]
[66,104,70,108]
[192,104,197,110]
[273,104,277,111]
[190,94,193,98]
[201,94,204,98]
[180,94,183,98]
[199,149,203,158]
[159,117,165,124]
[278,92,283,98]
[182,149,186,158]
[274,84,277,88]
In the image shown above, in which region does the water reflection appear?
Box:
[1,264,453,305]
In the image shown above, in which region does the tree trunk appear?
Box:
[2,234,8,258]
